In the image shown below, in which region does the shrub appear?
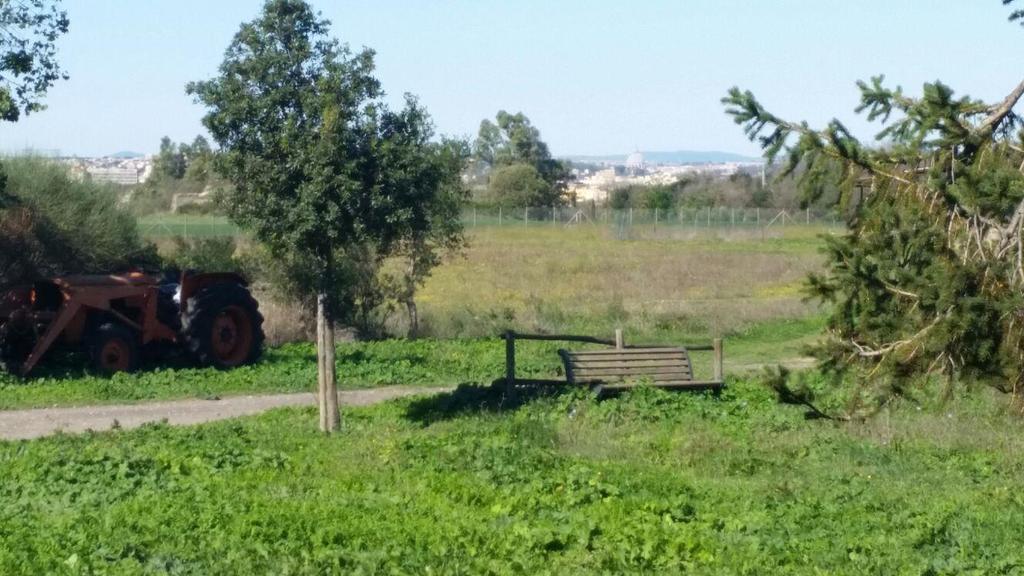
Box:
[0,157,158,288]
[162,237,243,275]
[487,163,556,207]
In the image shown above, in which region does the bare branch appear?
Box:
[976,79,1024,139]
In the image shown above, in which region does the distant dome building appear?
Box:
[625,151,646,175]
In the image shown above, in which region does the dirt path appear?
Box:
[0,386,451,441]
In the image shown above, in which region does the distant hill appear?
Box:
[107,151,144,159]
[563,150,762,165]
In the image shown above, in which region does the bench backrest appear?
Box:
[558,347,693,385]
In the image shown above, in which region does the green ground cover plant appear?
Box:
[1,381,1022,574]
[0,315,822,410]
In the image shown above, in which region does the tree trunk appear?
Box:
[406,299,418,338]
[316,297,326,431]
[316,291,340,432]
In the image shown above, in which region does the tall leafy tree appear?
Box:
[189,0,466,431]
[475,111,571,206]
[155,136,187,180]
[723,2,1024,407]
[0,0,69,122]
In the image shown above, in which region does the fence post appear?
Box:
[615,328,624,350]
[629,207,633,226]
[499,206,503,226]
[654,208,658,231]
[806,207,810,225]
[524,207,528,228]
[504,331,516,393]
[713,338,723,382]
[552,206,556,227]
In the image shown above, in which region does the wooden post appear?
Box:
[713,338,723,382]
[615,328,624,350]
[524,207,529,228]
[654,207,658,231]
[504,331,516,391]
[324,320,338,430]
[316,301,326,431]
[629,207,633,226]
[499,206,503,226]
[806,207,810,225]
[316,293,339,432]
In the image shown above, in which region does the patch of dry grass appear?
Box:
[417,225,827,341]
[255,292,316,346]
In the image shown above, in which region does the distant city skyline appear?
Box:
[2,1,1021,158]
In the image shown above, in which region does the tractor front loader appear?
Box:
[0,271,264,375]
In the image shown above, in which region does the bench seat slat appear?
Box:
[575,372,692,383]
[570,354,687,363]
[573,366,692,378]
[570,347,685,356]
[570,360,690,369]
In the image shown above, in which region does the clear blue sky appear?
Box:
[2,0,1021,157]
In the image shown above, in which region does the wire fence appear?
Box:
[137,216,241,239]
[138,206,843,241]
[463,206,842,229]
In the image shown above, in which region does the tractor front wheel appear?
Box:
[88,323,140,374]
[181,283,264,369]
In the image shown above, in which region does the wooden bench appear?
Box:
[501,331,724,394]
[558,345,724,394]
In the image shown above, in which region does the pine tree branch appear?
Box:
[850,307,951,359]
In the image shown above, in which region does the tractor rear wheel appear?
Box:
[181,283,264,369]
[88,323,140,374]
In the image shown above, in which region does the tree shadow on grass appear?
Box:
[405,379,576,425]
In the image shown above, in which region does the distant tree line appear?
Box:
[603,166,838,212]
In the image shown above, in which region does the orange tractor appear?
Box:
[0,271,264,375]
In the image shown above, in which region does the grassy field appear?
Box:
[2,382,1023,573]
[412,224,830,341]
[141,218,831,346]
[137,215,240,239]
